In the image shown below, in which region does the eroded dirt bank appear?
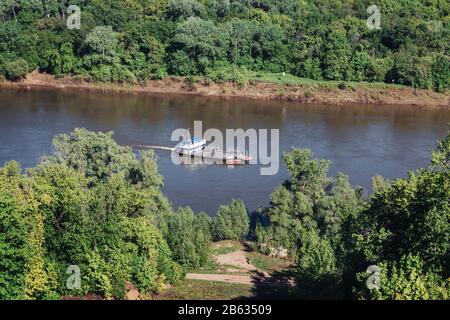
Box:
[1,71,448,108]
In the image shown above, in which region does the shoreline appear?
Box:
[1,72,448,108]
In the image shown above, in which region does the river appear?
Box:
[0,88,449,214]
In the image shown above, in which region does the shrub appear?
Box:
[5,58,29,81]
[152,67,168,80]
[304,90,313,99]
[205,64,246,85]
[184,75,196,90]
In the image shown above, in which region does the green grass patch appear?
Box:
[246,251,292,273]
[240,71,408,90]
[211,240,243,255]
[189,258,220,273]
[156,279,253,300]
[173,72,408,92]
[244,71,319,85]
[212,245,241,255]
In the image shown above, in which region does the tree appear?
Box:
[84,26,118,59]
[60,43,77,74]
[0,161,58,299]
[85,0,146,31]
[254,186,302,254]
[297,227,337,279]
[388,44,434,89]
[0,162,34,299]
[166,0,205,21]
[84,26,118,56]
[252,22,289,72]
[254,148,364,297]
[294,58,323,81]
[225,19,254,65]
[323,23,352,81]
[169,17,228,74]
[81,25,137,82]
[0,129,183,299]
[213,199,249,241]
[121,25,166,80]
[165,208,212,269]
[353,160,450,274]
[352,132,450,298]
[431,54,449,93]
[372,175,391,193]
[283,148,330,198]
[356,255,449,300]
[46,128,163,188]
[295,226,341,299]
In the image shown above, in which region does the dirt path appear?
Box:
[185,273,253,285]
[186,248,272,286]
[213,249,257,272]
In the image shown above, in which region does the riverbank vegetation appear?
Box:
[0,1,448,93]
[0,128,448,299]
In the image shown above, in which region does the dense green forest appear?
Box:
[0,0,449,92]
[0,128,448,299]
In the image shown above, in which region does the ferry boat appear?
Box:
[175,137,207,156]
[174,137,252,164]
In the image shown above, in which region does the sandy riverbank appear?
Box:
[1,71,448,108]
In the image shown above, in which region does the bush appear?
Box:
[205,64,246,85]
[213,199,249,241]
[338,82,346,90]
[0,54,6,75]
[151,67,168,80]
[5,58,29,81]
[90,64,136,83]
[366,57,393,83]
[184,75,196,90]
